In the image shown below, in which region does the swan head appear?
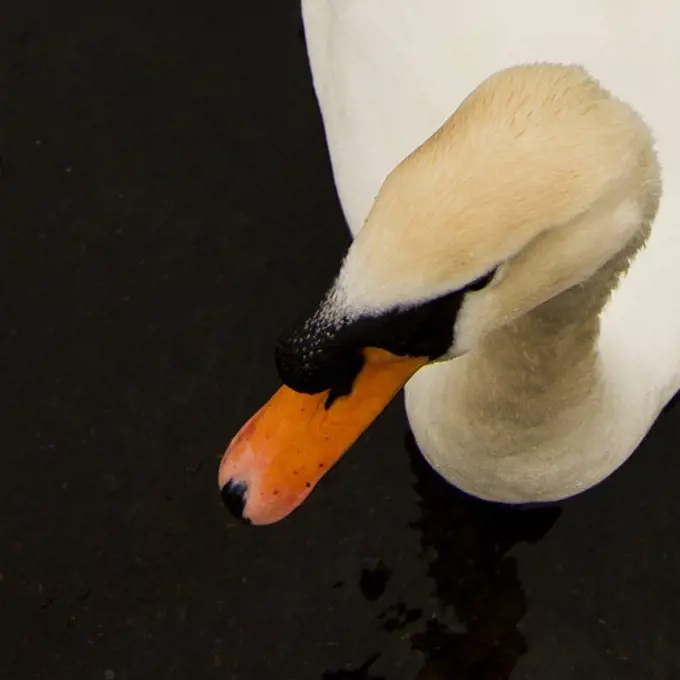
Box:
[219,64,660,525]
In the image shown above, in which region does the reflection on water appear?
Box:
[360,562,393,602]
[322,653,384,680]
[406,431,562,679]
[323,431,562,680]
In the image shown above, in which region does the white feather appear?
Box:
[301,0,680,502]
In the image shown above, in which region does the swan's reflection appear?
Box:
[406,431,562,679]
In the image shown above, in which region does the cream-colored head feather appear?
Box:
[332,63,660,354]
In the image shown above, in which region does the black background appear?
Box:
[2,3,680,679]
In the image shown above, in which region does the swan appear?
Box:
[218,0,680,525]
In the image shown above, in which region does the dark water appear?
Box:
[324,433,561,680]
[3,2,680,679]
[405,433,561,679]
[323,653,384,680]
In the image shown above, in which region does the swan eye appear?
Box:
[465,267,498,292]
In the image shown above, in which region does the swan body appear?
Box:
[299,0,680,503]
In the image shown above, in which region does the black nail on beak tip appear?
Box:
[221,480,251,524]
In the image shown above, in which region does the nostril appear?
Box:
[220,480,251,524]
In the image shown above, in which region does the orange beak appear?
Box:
[218,348,427,525]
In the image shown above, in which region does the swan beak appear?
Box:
[218,348,427,525]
